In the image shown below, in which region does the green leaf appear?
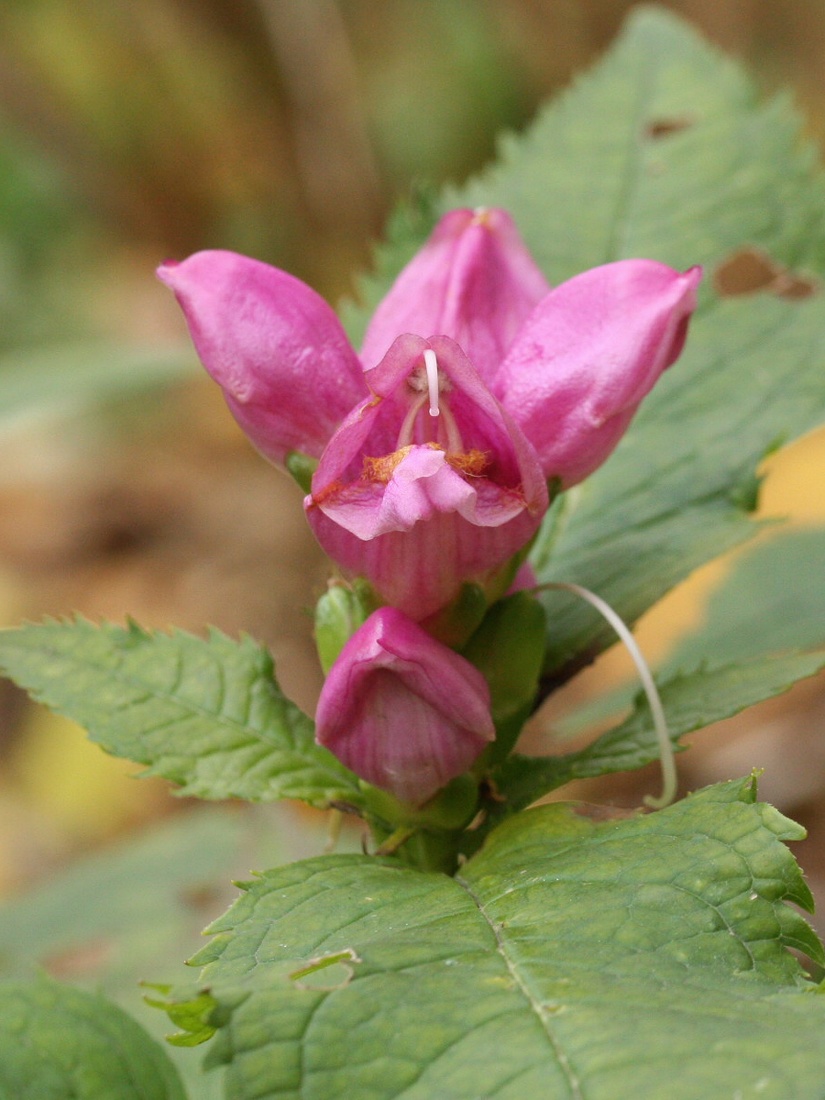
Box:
[509,9,825,677]
[158,778,825,1099]
[346,8,825,682]
[453,9,825,281]
[0,342,197,431]
[341,188,440,349]
[0,618,364,810]
[0,810,260,994]
[495,650,825,814]
[0,977,186,1100]
[552,524,825,743]
[461,592,546,762]
[0,809,246,1100]
[667,526,825,670]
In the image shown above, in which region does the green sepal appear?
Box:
[462,591,546,764]
[314,583,372,673]
[361,773,479,834]
[284,450,318,493]
[361,774,481,874]
[351,577,382,615]
[420,582,488,648]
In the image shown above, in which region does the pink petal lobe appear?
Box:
[494,260,702,486]
[315,607,494,804]
[360,208,550,380]
[507,560,538,594]
[321,448,478,540]
[157,251,366,463]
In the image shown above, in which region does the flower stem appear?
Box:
[371,823,462,874]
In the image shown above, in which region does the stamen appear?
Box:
[534,581,677,810]
[397,352,465,452]
[395,392,427,449]
[423,349,440,418]
[438,401,464,454]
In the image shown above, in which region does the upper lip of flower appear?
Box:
[358,207,552,379]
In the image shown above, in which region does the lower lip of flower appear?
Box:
[362,443,489,484]
[304,336,549,620]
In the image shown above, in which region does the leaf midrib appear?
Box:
[600,35,655,265]
[455,871,585,1100]
[1,631,307,753]
[0,629,359,799]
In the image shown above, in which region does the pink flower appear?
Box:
[156,252,365,464]
[305,331,547,619]
[492,259,702,486]
[315,607,495,804]
[158,209,700,619]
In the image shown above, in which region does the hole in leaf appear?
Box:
[714,247,818,299]
[179,882,227,916]
[289,948,361,991]
[645,116,694,139]
[572,802,637,823]
[43,938,112,979]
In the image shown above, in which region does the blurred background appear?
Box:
[0,0,824,923]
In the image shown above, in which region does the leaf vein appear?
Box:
[456,873,585,1100]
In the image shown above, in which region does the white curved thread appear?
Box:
[538,581,677,809]
[423,349,440,417]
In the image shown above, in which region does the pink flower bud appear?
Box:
[493,259,703,486]
[359,207,550,378]
[315,607,495,805]
[157,251,366,463]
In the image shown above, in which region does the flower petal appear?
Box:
[314,509,542,622]
[315,607,494,804]
[360,208,550,380]
[494,260,702,486]
[157,250,367,463]
[319,447,480,539]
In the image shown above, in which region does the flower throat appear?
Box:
[364,349,488,483]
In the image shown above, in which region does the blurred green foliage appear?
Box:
[1,0,823,319]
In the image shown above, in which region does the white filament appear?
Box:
[538,581,677,809]
[439,402,464,454]
[423,349,440,417]
[396,392,427,448]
